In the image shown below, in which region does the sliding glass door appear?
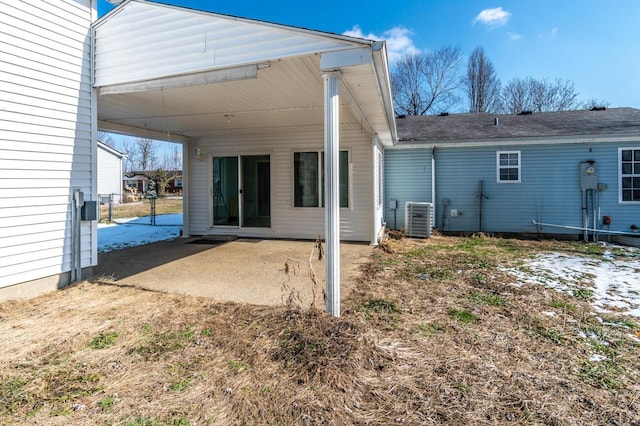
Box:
[212,155,270,228]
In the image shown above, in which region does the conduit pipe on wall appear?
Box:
[431,147,436,218]
[531,220,640,236]
[71,190,83,282]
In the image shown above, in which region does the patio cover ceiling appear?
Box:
[93,1,396,145]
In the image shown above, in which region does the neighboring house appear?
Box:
[0,0,98,299]
[166,173,183,195]
[123,172,149,194]
[122,171,182,196]
[97,141,126,203]
[385,108,640,239]
[95,0,395,245]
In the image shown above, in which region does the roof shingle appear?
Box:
[396,107,640,144]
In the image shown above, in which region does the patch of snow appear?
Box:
[541,311,556,317]
[503,247,640,318]
[113,215,182,226]
[589,354,608,362]
[98,214,182,253]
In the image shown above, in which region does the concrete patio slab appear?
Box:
[93,237,373,308]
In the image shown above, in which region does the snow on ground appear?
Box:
[98,214,182,253]
[504,246,640,318]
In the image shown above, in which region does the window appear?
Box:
[497,151,521,183]
[294,150,349,208]
[620,148,640,202]
[174,178,183,187]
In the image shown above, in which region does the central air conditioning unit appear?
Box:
[405,202,434,238]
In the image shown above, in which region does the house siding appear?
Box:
[385,140,640,236]
[93,1,359,88]
[384,149,433,231]
[0,0,96,291]
[97,144,123,203]
[188,125,373,241]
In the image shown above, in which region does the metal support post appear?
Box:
[323,72,340,317]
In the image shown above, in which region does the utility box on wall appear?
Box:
[81,201,98,221]
[579,162,598,190]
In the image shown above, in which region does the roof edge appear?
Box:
[98,140,127,157]
[389,133,640,149]
[95,0,375,48]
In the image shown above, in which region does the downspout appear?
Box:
[431,146,436,233]
[431,147,436,206]
[582,189,588,241]
[72,190,83,282]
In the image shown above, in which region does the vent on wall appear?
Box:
[405,202,434,238]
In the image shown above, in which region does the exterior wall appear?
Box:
[97,144,123,202]
[0,0,96,293]
[188,125,373,241]
[385,140,640,236]
[384,148,433,230]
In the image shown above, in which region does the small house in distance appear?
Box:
[97,141,126,204]
[385,108,640,240]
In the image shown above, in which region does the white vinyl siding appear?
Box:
[188,125,373,241]
[97,144,124,203]
[93,1,360,88]
[0,0,96,289]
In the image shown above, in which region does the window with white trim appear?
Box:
[294,151,349,208]
[497,151,521,183]
[620,148,640,202]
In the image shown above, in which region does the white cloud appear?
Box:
[474,7,512,27]
[507,31,522,40]
[343,25,419,64]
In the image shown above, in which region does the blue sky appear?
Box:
[99,0,640,110]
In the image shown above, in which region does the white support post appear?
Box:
[323,72,340,317]
[181,142,190,237]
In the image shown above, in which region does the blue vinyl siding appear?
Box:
[386,141,640,236]
[384,149,432,230]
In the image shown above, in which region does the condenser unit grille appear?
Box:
[405,202,434,237]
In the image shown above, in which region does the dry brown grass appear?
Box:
[1,235,639,425]
[99,197,183,223]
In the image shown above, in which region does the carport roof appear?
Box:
[94,0,396,145]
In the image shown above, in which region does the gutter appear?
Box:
[389,134,640,150]
[371,41,398,145]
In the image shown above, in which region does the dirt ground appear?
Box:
[94,237,372,307]
[1,235,639,425]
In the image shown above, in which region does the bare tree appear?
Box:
[153,144,183,195]
[135,138,157,174]
[582,97,610,110]
[119,138,136,173]
[97,131,117,149]
[463,46,502,113]
[501,77,534,114]
[161,144,182,173]
[501,77,580,113]
[391,45,463,115]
